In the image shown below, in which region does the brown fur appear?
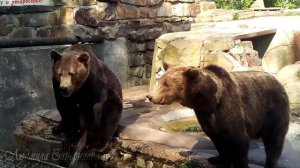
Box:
[50,44,123,156]
[148,65,290,168]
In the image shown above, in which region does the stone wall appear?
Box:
[149,30,262,90]
[0,0,212,88]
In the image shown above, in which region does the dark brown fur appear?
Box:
[50,44,123,155]
[148,65,290,168]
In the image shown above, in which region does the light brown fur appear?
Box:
[148,64,290,168]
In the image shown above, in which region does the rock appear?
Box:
[263,45,294,73]
[188,4,201,17]
[127,29,152,42]
[64,0,78,7]
[136,43,147,52]
[146,160,154,168]
[162,164,175,168]
[203,36,235,52]
[241,41,254,53]
[129,67,144,78]
[172,3,190,17]
[230,45,244,55]
[161,38,202,66]
[129,53,145,67]
[8,27,34,38]
[262,30,298,73]
[294,31,300,61]
[36,26,73,37]
[0,15,18,36]
[276,62,300,86]
[145,64,152,78]
[149,27,267,89]
[49,26,73,37]
[136,157,146,168]
[97,38,129,88]
[77,0,96,6]
[144,51,153,64]
[149,0,163,6]
[122,153,133,161]
[146,40,155,50]
[75,3,111,27]
[116,3,139,19]
[100,26,119,39]
[276,63,300,116]
[139,7,155,18]
[23,13,49,27]
[247,51,261,67]
[120,0,162,6]
[202,51,240,71]
[0,25,13,36]
[72,25,96,37]
[250,0,265,9]
[285,82,300,116]
[199,1,216,12]
[127,76,149,87]
[49,8,74,26]
[195,9,238,23]
[156,2,172,17]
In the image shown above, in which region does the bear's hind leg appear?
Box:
[262,121,288,168]
[92,99,122,153]
[227,138,249,168]
[207,137,231,166]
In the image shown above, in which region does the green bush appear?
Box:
[215,0,255,9]
[215,0,300,9]
[265,0,300,8]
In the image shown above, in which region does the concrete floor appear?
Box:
[13,85,300,167]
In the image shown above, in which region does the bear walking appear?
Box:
[50,44,123,154]
[147,64,290,168]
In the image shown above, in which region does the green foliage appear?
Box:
[215,0,255,9]
[265,0,300,8]
[215,0,300,9]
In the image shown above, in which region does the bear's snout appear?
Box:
[59,86,72,97]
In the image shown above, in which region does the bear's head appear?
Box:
[50,50,90,97]
[147,64,218,108]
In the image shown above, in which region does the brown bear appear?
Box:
[50,44,123,154]
[147,64,290,168]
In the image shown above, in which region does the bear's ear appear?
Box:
[183,68,199,80]
[78,52,90,63]
[50,50,62,62]
[162,61,170,71]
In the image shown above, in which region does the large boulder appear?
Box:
[276,63,300,116]
[262,30,300,73]
[149,31,260,90]
[276,62,300,86]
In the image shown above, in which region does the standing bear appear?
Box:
[50,44,123,154]
[147,64,290,168]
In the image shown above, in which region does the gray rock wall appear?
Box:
[0,46,65,150]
